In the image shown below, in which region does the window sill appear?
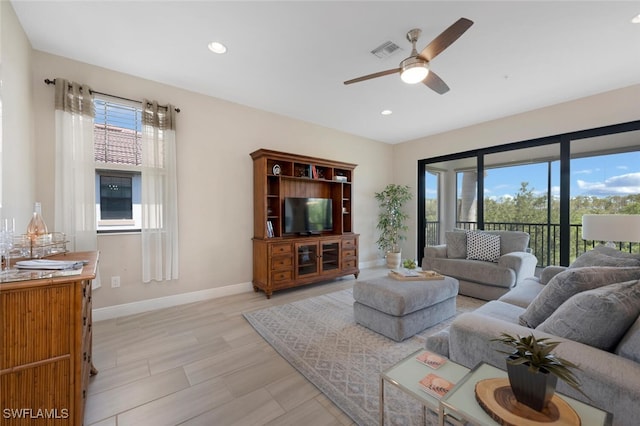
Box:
[98,229,141,235]
[98,219,136,226]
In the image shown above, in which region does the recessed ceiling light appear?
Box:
[381,110,393,116]
[632,14,640,24]
[208,41,227,54]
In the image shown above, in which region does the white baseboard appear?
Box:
[93,261,378,321]
[92,281,254,322]
[360,258,385,269]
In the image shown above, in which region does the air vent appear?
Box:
[371,41,402,59]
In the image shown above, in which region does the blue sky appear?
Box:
[482,151,640,200]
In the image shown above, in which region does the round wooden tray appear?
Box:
[474,378,581,426]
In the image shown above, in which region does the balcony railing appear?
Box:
[425,221,640,267]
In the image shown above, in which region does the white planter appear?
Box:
[385,251,401,269]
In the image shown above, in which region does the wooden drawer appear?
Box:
[271,256,293,270]
[271,243,292,255]
[342,238,357,249]
[342,249,356,258]
[342,259,357,269]
[271,270,292,283]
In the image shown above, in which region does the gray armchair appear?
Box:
[422,230,538,300]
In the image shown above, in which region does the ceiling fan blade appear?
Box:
[343,68,400,85]
[419,17,473,62]
[423,70,449,94]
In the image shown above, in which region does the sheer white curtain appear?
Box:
[53,78,100,286]
[141,100,179,282]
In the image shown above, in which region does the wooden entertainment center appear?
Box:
[251,149,359,298]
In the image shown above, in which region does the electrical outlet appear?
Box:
[111,276,121,288]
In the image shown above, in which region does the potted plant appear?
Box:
[375,184,412,268]
[402,258,417,269]
[492,333,586,411]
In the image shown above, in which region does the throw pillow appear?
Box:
[593,244,640,260]
[445,231,467,259]
[518,266,640,328]
[615,314,640,363]
[570,250,640,268]
[487,231,530,255]
[537,280,640,351]
[466,231,501,262]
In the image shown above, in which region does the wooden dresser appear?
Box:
[0,251,98,425]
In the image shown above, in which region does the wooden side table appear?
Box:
[439,362,612,426]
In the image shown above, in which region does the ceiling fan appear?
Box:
[343,18,474,94]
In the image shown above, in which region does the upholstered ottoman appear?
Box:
[353,275,459,341]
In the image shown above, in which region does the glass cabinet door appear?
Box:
[296,243,319,277]
[321,241,340,273]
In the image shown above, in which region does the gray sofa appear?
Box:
[422,230,538,300]
[426,245,640,426]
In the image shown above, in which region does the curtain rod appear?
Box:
[44,78,181,113]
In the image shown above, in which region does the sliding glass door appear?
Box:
[417,120,640,267]
[570,130,640,260]
[482,144,560,266]
[424,168,441,246]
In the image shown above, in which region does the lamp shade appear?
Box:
[581,214,640,243]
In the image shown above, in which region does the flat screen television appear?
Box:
[284,197,333,234]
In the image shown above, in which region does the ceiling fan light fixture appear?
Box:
[400,57,429,84]
[207,41,227,54]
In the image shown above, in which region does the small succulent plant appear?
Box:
[492,333,587,398]
[402,258,417,269]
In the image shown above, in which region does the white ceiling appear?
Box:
[11,1,640,144]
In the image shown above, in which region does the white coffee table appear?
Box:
[380,349,470,425]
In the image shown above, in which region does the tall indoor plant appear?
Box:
[375,184,412,268]
[492,333,586,411]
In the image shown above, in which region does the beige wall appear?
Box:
[1,0,35,227]
[393,84,640,261]
[8,0,640,312]
[30,52,392,310]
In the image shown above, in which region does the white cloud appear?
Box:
[573,168,596,175]
[576,172,640,196]
[486,194,513,202]
[493,184,512,190]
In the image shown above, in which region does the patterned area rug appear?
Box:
[243,288,485,425]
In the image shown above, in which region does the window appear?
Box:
[94,97,142,232]
[424,168,441,246]
[100,174,132,219]
[417,121,640,266]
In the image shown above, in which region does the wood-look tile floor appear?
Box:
[85,267,388,426]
